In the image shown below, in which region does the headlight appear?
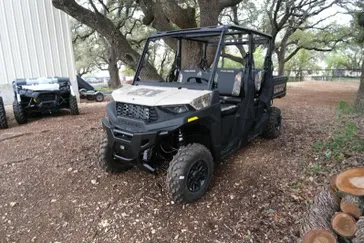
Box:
[190,93,212,110]
[161,105,190,114]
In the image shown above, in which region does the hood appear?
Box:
[22,83,60,91]
[112,84,212,106]
[15,77,62,91]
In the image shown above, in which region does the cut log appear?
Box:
[353,216,364,243]
[331,212,356,238]
[330,175,338,191]
[301,190,339,243]
[336,168,364,196]
[303,229,337,243]
[341,194,364,219]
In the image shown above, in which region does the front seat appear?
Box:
[217,69,243,116]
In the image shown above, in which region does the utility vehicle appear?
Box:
[99,25,287,203]
[0,96,8,129]
[12,77,79,124]
[77,75,104,102]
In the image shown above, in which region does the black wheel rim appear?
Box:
[275,115,282,131]
[187,160,208,192]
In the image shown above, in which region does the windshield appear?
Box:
[136,32,224,84]
[134,27,272,90]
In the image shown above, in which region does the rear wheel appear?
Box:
[95,92,104,102]
[69,95,79,115]
[262,107,282,139]
[98,133,133,173]
[166,143,214,204]
[13,100,27,124]
[0,97,8,129]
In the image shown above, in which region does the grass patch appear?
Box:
[313,101,364,161]
[95,87,114,91]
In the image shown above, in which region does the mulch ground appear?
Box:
[0,81,360,242]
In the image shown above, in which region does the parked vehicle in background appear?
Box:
[77,76,104,102]
[0,96,8,129]
[12,77,79,124]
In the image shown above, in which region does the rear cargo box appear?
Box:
[272,76,287,99]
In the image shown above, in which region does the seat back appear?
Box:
[216,68,243,97]
[177,69,212,83]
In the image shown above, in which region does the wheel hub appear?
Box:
[275,116,282,131]
[187,160,208,192]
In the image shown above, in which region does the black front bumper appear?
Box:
[19,90,71,112]
[102,117,160,167]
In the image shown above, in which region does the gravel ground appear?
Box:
[0,81,359,242]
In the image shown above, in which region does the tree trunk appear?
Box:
[341,195,364,219]
[277,49,286,76]
[300,190,339,243]
[199,0,220,26]
[52,0,161,80]
[107,45,120,89]
[355,59,364,108]
[353,216,364,243]
[331,212,356,238]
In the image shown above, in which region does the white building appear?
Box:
[0,0,77,104]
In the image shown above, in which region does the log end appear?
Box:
[332,212,356,237]
[336,168,364,196]
[303,229,337,243]
[341,202,362,219]
[330,175,338,191]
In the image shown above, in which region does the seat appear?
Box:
[221,103,238,116]
[177,69,211,83]
[216,69,243,116]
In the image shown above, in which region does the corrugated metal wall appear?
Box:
[0,0,77,104]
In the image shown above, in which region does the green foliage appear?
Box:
[218,58,243,69]
[253,46,265,69]
[325,45,363,70]
[337,100,353,114]
[121,65,136,76]
[72,19,105,75]
[286,49,320,71]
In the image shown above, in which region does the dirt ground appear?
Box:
[0,81,360,243]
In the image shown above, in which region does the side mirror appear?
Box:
[359,12,364,27]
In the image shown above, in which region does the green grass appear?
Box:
[313,101,364,161]
[95,87,115,91]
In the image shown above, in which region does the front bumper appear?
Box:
[102,117,163,168]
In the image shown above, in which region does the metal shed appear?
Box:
[0,0,77,104]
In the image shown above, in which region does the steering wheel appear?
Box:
[186,76,209,84]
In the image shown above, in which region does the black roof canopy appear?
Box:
[150,25,272,41]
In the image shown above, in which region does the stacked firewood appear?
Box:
[301,168,364,243]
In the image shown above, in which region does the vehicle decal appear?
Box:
[127,88,165,97]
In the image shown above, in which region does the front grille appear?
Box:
[38,94,56,102]
[116,102,158,123]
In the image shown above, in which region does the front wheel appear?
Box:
[95,92,104,102]
[13,100,28,124]
[262,107,282,139]
[98,133,133,173]
[166,143,214,204]
[69,95,79,115]
[0,97,8,129]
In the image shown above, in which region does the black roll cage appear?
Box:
[133,25,274,90]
